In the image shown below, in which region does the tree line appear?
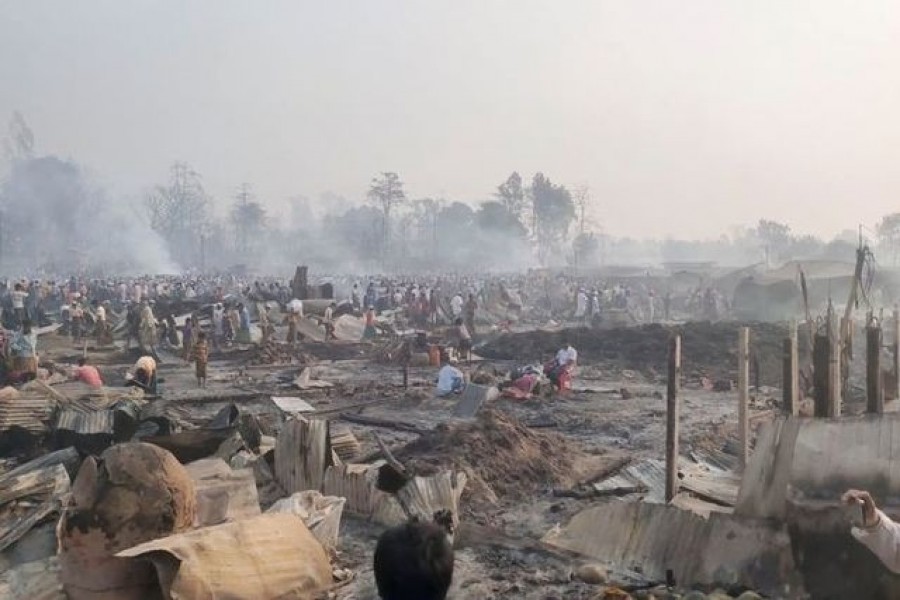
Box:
[1,111,896,274]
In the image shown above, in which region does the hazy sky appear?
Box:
[2,1,899,239]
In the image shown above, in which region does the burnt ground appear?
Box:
[27,325,781,600]
[478,321,789,388]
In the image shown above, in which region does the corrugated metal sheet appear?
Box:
[453,384,499,418]
[322,463,387,518]
[0,463,70,553]
[274,418,330,494]
[737,414,900,519]
[594,458,667,503]
[374,470,467,527]
[594,458,739,508]
[543,502,798,597]
[266,491,346,551]
[54,409,114,435]
[0,391,55,435]
[679,463,740,507]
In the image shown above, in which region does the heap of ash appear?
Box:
[479,320,788,386]
[394,409,585,512]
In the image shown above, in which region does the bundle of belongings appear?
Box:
[499,365,546,400]
[499,344,578,399]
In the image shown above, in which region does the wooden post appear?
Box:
[738,327,750,470]
[783,322,799,416]
[829,313,842,417]
[665,335,681,503]
[867,320,884,414]
[894,306,900,403]
[813,333,830,417]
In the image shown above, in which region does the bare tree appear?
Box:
[231,183,266,257]
[412,198,443,262]
[877,213,900,266]
[145,162,210,267]
[3,111,34,162]
[367,172,406,263]
[496,172,526,219]
[531,173,575,265]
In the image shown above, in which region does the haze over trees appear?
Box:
[0,111,891,275]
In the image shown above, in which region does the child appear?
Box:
[191,331,209,388]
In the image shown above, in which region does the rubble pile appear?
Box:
[395,409,585,508]
[479,321,788,386]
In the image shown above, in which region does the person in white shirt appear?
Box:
[323,302,336,340]
[436,362,465,397]
[10,283,27,327]
[450,294,464,318]
[590,291,601,320]
[574,289,588,319]
[545,343,578,390]
[844,489,900,573]
[555,345,578,368]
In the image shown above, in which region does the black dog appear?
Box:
[374,510,455,600]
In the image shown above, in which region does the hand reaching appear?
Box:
[843,489,879,528]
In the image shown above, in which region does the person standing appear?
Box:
[362,306,377,340]
[191,331,210,388]
[351,283,361,311]
[575,288,588,320]
[463,293,477,337]
[212,303,224,350]
[365,283,377,310]
[323,302,336,341]
[225,304,238,345]
[259,304,274,344]
[236,303,251,344]
[450,293,464,319]
[138,300,158,360]
[11,283,27,328]
[71,302,84,341]
[285,309,299,345]
[450,317,472,362]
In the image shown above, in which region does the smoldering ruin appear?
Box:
[4,3,900,599]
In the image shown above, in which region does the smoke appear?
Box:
[0,155,179,275]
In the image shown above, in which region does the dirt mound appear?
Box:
[395,409,583,509]
[479,321,788,385]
